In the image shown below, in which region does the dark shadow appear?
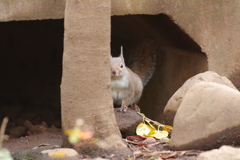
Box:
[0,20,63,133]
[229,71,240,90]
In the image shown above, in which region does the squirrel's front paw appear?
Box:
[133,104,141,112]
[117,106,127,112]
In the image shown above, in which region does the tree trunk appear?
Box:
[61,0,131,157]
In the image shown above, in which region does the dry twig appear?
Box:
[0,117,8,149]
[137,112,172,131]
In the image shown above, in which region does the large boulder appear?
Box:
[163,71,237,125]
[169,82,240,150]
[197,145,240,160]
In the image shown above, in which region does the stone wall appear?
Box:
[1,1,240,124]
[0,0,65,21]
[1,0,240,87]
[111,0,240,89]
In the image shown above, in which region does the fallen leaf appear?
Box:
[159,151,178,159]
[150,130,168,140]
[136,123,155,137]
[162,125,173,133]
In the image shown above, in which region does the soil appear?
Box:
[2,129,201,160]
[3,130,63,154]
[1,105,200,159]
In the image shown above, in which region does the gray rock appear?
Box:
[13,146,81,160]
[114,108,142,137]
[13,146,59,160]
[169,82,240,150]
[9,126,27,138]
[41,148,80,159]
[82,158,109,160]
[197,145,240,160]
[163,71,237,125]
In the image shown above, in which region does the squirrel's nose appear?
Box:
[112,70,116,75]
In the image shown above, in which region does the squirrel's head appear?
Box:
[110,46,126,79]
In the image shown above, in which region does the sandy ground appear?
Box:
[2,130,200,160]
[3,130,63,154]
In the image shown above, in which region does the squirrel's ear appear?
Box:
[120,46,125,62]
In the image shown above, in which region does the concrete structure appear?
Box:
[0,1,240,128]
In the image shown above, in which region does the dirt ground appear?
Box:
[3,130,63,154]
[2,129,201,160]
[0,104,200,159]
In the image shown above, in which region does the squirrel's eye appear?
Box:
[120,64,123,68]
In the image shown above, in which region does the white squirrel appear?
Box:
[110,46,143,112]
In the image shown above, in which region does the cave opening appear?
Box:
[111,14,208,122]
[0,13,208,137]
[0,19,64,136]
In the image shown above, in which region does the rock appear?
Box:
[13,146,81,160]
[13,146,60,160]
[114,108,142,137]
[9,126,27,138]
[163,71,237,125]
[142,137,157,144]
[24,120,48,133]
[41,148,80,159]
[197,145,240,160]
[169,82,240,150]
